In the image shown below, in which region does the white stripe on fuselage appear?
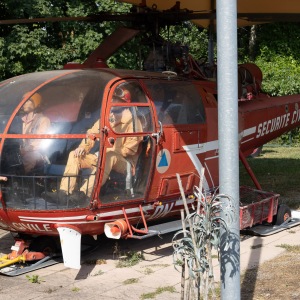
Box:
[182,127,257,188]
[18,198,194,223]
[183,140,219,189]
[240,126,256,144]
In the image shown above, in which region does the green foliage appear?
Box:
[107,35,147,70]
[256,23,300,59]
[237,23,300,144]
[0,0,132,80]
[0,1,211,79]
[160,23,209,60]
[255,55,300,96]
[116,251,144,268]
[240,145,300,210]
[140,286,176,299]
[277,244,300,252]
[1,3,300,83]
[237,23,300,99]
[91,270,104,276]
[123,278,139,285]
[26,274,43,284]
[272,128,300,146]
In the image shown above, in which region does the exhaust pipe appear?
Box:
[104,219,128,239]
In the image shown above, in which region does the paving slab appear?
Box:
[0,224,299,299]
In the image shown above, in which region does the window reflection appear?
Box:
[101,135,153,203]
[0,71,66,133]
[9,71,105,135]
[145,80,206,125]
[109,106,153,134]
[18,93,51,174]
[112,81,148,104]
[100,81,154,204]
[0,70,110,210]
[109,81,153,133]
[1,137,100,210]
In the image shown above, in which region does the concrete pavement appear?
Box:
[0,222,300,300]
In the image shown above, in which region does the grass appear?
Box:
[142,267,154,275]
[116,251,144,268]
[142,263,169,268]
[276,244,300,252]
[26,274,44,284]
[240,144,300,210]
[91,270,104,276]
[123,278,139,285]
[140,286,176,299]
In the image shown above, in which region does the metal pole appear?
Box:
[216,0,240,299]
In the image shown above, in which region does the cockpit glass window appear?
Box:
[111,81,148,103]
[8,70,111,135]
[145,80,206,125]
[2,69,110,175]
[108,81,153,133]
[1,134,100,210]
[0,71,68,133]
[0,70,115,211]
[100,81,154,204]
[109,106,153,134]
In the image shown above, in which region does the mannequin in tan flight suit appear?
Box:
[102,105,143,186]
[59,119,100,197]
[20,93,51,174]
[52,89,142,201]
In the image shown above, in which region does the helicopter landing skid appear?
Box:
[241,217,300,236]
[0,255,62,276]
[0,241,99,277]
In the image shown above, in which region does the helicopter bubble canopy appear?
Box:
[0,69,115,210]
[0,69,113,134]
[0,69,158,212]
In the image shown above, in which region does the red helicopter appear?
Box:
[0,19,300,274]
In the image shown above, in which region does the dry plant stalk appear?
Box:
[173,173,234,300]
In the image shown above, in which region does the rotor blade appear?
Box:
[2,12,300,26]
[0,12,214,26]
[0,16,94,25]
[83,27,141,66]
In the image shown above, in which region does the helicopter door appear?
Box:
[100,81,154,204]
[144,80,207,198]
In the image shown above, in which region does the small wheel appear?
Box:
[29,236,57,256]
[273,204,291,226]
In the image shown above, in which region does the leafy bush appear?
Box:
[247,23,300,145]
[256,55,300,96]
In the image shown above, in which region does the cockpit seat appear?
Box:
[101,136,151,201]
